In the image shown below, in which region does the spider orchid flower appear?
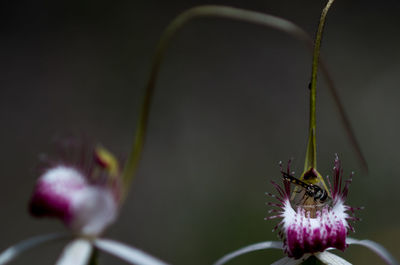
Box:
[213,156,398,265]
[0,144,169,265]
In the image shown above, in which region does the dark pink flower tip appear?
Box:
[266,156,361,259]
[29,166,118,236]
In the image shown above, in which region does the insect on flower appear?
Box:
[211,0,398,262]
[268,156,357,258]
[214,156,399,265]
[281,171,329,205]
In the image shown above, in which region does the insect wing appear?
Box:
[281,172,309,189]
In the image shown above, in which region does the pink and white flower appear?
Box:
[269,156,355,258]
[214,156,398,265]
[29,165,118,236]
[0,143,169,265]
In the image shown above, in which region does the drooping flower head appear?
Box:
[266,155,361,259]
[29,140,123,236]
[0,137,171,265]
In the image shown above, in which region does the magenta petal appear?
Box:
[268,157,360,259]
[29,166,87,223]
[278,197,350,259]
[29,166,118,235]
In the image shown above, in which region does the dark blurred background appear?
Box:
[1,0,400,264]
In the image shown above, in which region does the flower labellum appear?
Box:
[214,155,397,265]
[266,155,360,259]
[29,145,121,236]
[1,142,171,265]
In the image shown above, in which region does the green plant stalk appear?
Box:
[120,5,313,195]
[121,4,367,197]
[88,248,99,265]
[304,0,335,172]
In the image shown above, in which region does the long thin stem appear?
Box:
[121,5,313,193]
[304,0,368,173]
[304,0,335,172]
[88,248,99,265]
[121,4,367,195]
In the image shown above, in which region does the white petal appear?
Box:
[56,239,93,265]
[94,239,169,265]
[315,252,352,265]
[271,254,310,265]
[347,237,399,265]
[69,187,118,236]
[213,241,283,265]
[0,233,68,265]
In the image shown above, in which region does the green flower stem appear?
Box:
[121,5,313,194]
[88,248,99,265]
[121,4,367,196]
[304,0,335,172]
[304,0,368,173]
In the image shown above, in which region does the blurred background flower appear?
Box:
[0,0,399,264]
[0,141,170,265]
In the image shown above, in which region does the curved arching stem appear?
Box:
[121,5,367,196]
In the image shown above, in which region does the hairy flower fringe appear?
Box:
[265,155,362,259]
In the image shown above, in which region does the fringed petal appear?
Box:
[268,157,358,258]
